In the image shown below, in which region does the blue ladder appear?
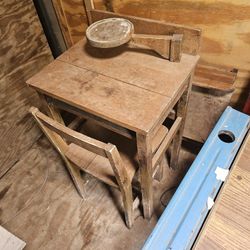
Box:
[143,107,250,250]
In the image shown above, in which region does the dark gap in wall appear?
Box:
[33,0,66,58]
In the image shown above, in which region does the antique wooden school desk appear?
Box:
[27,6,201,220]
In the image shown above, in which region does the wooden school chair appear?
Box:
[29,107,168,228]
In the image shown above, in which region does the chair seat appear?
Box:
[65,122,168,188]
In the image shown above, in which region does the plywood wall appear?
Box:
[0,0,53,177]
[52,0,250,108]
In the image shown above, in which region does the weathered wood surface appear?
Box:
[27,34,197,218]
[89,10,199,56]
[86,17,182,60]
[0,135,199,249]
[31,108,138,227]
[27,60,170,133]
[193,63,237,92]
[27,43,199,133]
[0,0,53,177]
[93,0,250,108]
[195,132,250,249]
[52,0,88,47]
[0,226,26,250]
[57,39,199,98]
[52,0,250,108]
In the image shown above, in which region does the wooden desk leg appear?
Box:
[38,94,86,199]
[170,74,193,169]
[154,157,164,182]
[137,133,153,219]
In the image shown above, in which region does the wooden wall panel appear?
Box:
[52,0,89,47]
[0,0,53,177]
[53,0,250,108]
[94,0,250,108]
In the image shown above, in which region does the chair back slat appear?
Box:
[30,107,107,157]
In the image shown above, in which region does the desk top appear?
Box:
[27,39,199,133]
[195,132,250,249]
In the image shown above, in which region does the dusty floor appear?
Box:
[0,136,201,250]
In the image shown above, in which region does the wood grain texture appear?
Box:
[52,0,88,47]
[0,136,198,249]
[52,0,250,107]
[57,39,199,99]
[89,10,200,56]
[32,108,136,227]
[103,0,250,107]
[0,0,53,177]
[195,132,250,249]
[93,0,250,108]
[27,59,172,133]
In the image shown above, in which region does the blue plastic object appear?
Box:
[143,107,250,250]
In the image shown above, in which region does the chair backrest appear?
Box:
[30,107,109,158]
[29,106,130,189]
[30,106,134,228]
[83,0,202,56]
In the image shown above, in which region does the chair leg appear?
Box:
[35,95,87,198]
[31,112,87,199]
[154,157,164,182]
[105,144,134,228]
[121,184,134,229]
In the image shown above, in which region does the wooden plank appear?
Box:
[152,117,182,167]
[66,121,169,187]
[0,0,53,178]
[106,144,134,228]
[57,39,199,99]
[93,0,250,108]
[194,132,250,250]
[0,226,26,250]
[27,59,171,133]
[52,0,88,47]
[65,143,117,187]
[90,9,201,56]
[193,63,237,92]
[67,116,85,130]
[31,107,107,157]
[84,0,95,24]
[52,0,250,108]
[52,98,135,139]
[136,133,153,219]
[170,74,193,169]
[30,106,86,198]
[151,125,168,154]
[52,0,74,47]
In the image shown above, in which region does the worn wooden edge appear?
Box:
[84,0,95,24]
[193,63,238,92]
[49,98,136,138]
[26,88,149,135]
[51,0,73,48]
[89,9,202,55]
[152,117,182,167]
[29,107,108,157]
[170,34,183,62]
[136,133,153,219]
[150,74,190,136]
